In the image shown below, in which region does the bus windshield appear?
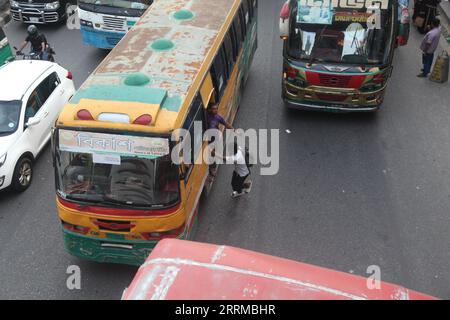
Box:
[79,0,152,10]
[287,1,394,65]
[55,130,179,208]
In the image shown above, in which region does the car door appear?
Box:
[22,88,45,156]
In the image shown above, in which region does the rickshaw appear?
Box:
[0,27,13,65]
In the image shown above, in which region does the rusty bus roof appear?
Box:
[57,0,239,134]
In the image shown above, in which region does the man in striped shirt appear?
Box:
[417,18,442,78]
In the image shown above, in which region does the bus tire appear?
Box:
[12,156,33,192]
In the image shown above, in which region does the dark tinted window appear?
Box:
[183,94,205,180]
[223,33,234,74]
[25,90,42,124]
[230,24,239,58]
[242,0,250,27]
[37,72,60,105]
[211,47,228,99]
[238,7,247,36]
[247,0,253,18]
[234,13,244,44]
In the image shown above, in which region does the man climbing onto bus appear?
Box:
[206,103,233,176]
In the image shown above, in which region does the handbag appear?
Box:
[414,16,425,28]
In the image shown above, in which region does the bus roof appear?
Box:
[57,0,239,134]
[122,239,437,300]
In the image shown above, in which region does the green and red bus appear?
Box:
[280,0,410,112]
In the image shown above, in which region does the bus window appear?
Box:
[239,6,247,36]
[223,33,235,74]
[230,24,239,59]
[234,12,244,44]
[211,47,228,100]
[183,94,205,180]
[242,0,250,27]
[247,0,253,19]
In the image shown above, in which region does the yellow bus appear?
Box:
[52,0,258,266]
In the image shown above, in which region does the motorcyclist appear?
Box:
[16,25,49,60]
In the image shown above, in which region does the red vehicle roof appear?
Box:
[122,239,436,300]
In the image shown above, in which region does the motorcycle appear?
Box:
[14,45,56,62]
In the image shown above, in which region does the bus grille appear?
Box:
[103,16,126,31]
[94,219,135,232]
[316,93,348,102]
[318,74,351,87]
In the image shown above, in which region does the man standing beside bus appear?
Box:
[417,18,442,78]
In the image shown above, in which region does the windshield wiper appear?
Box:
[63,193,138,208]
[308,25,327,65]
[102,195,158,208]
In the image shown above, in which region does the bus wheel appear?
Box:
[12,157,33,192]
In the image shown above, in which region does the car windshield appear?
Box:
[79,0,152,10]
[0,100,21,135]
[287,1,394,65]
[55,130,179,208]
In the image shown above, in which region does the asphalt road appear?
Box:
[1,1,450,299]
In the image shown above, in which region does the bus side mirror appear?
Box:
[279,1,290,40]
[397,7,410,47]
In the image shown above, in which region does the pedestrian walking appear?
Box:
[217,141,252,198]
[417,18,442,78]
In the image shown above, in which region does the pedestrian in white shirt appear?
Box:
[218,142,252,198]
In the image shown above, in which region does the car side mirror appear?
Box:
[26,117,41,127]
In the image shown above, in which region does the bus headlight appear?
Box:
[0,153,6,168]
[45,1,60,10]
[80,19,94,28]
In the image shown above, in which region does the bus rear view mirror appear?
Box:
[279,1,290,40]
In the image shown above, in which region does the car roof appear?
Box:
[0,60,55,101]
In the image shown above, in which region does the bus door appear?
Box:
[180,92,208,237]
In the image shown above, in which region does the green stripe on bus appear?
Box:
[71,85,167,105]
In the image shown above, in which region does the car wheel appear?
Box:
[12,157,33,192]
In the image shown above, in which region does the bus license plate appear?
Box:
[30,18,40,23]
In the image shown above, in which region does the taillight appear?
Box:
[67,71,73,80]
[141,224,185,241]
[62,221,90,235]
[133,114,152,125]
[76,109,94,120]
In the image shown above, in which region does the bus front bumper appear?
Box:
[282,81,384,113]
[80,26,125,49]
[61,222,197,266]
[62,229,160,266]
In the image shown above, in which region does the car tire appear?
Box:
[12,157,33,192]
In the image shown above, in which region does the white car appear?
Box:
[0,60,75,192]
